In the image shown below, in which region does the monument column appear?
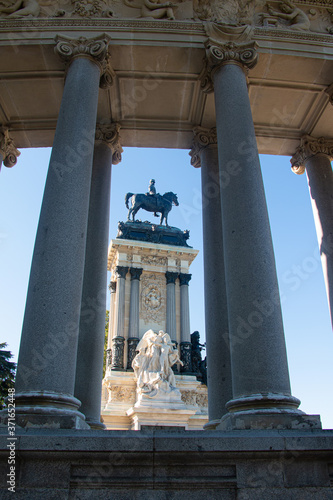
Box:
[74,124,122,429]
[165,271,178,344]
[201,39,318,429]
[107,281,117,367]
[13,34,112,429]
[127,267,143,369]
[179,273,192,373]
[291,136,333,328]
[190,127,232,426]
[111,265,128,370]
[0,128,20,170]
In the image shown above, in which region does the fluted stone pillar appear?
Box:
[190,127,232,427]
[112,265,128,370]
[165,271,178,343]
[291,136,333,328]
[201,39,319,430]
[127,267,143,369]
[74,124,122,429]
[179,273,192,373]
[0,128,20,170]
[13,35,112,429]
[107,280,117,367]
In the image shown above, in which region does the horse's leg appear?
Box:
[160,211,164,225]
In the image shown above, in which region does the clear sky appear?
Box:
[0,146,332,428]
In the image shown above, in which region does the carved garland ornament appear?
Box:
[290,135,333,174]
[189,126,217,168]
[141,255,168,266]
[54,34,115,89]
[140,274,165,324]
[200,40,258,93]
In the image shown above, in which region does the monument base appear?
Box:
[216,410,322,431]
[127,406,196,430]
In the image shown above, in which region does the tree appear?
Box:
[0,343,16,409]
[102,310,109,378]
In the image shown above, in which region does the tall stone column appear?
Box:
[74,124,122,429]
[179,273,192,373]
[13,35,112,429]
[127,267,143,369]
[112,265,128,370]
[190,127,232,426]
[107,280,117,367]
[165,271,178,343]
[201,39,319,430]
[291,136,333,328]
[0,128,20,170]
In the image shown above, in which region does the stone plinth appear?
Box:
[127,406,196,430]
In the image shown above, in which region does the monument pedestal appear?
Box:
[127,406,196,430]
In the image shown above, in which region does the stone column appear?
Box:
[74,124,122,429]
[291,136,333,328]
[179,273,192,373]
[111,265,128,370]
[0,128,20,170]
[107,280,117,367]
[165,271,178,343]
[201,39,319,430]
[190,127,232,426]
[127,267,143,369]
[13,35,112,429]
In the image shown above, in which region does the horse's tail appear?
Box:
[125,192,134,209]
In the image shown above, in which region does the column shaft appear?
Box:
[127,268,142,369]
[74,140,112,429]
[305,154,333,327]
[213,62,299,420]
[165,272,178,343]
[108,282,117,349]
[14,56,101,427]
[200,143,232,424]
[112,266,128,370]
[179,273,192,372]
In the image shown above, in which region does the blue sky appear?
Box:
[0,146,332,428]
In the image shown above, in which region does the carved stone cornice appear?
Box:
[189,127,217,168]
[291,135,333,175]
[165,271,178,285]
[200,40,258,93]
[115,266,128,280]
[0,128,20,168]
[54,34,114,88]
[179,273,192,286]
[130,267,143,281]
[95,123,123,165]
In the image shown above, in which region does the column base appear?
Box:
[111,336,125,370]
[203,419,222,430]
[216,393,322,431]
[1,391,90,430]
[85,417,106,430]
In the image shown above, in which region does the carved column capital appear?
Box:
[54,34,115,89]
[95,123,123,165]
[115,266,128,280]
[109,280,117,293]
[200,40,258,94]
[291,136,333,175]
[179,273,192,286]
[165,271,178,284]
[189,127,217,168]
[130,267,143,281]
[0,128,20,168]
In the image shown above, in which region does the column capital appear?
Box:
[291,135,333,175]
[130,267,143,281]
[54,34,115,89]
[189,127,217,168]
[179,273,192,286]
[115,266,128,279]
[95,123,123,165]
[109,280,117,293]
[165,271,178,284]
[0,128,21,168]
[200,40,258,94]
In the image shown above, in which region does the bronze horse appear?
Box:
[125,191,179,226]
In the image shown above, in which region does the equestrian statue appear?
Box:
[125,179,179,226]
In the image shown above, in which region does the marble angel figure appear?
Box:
[132,329,183,398]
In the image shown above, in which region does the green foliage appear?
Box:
[0,343,16,409]
[103,311,109,378]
